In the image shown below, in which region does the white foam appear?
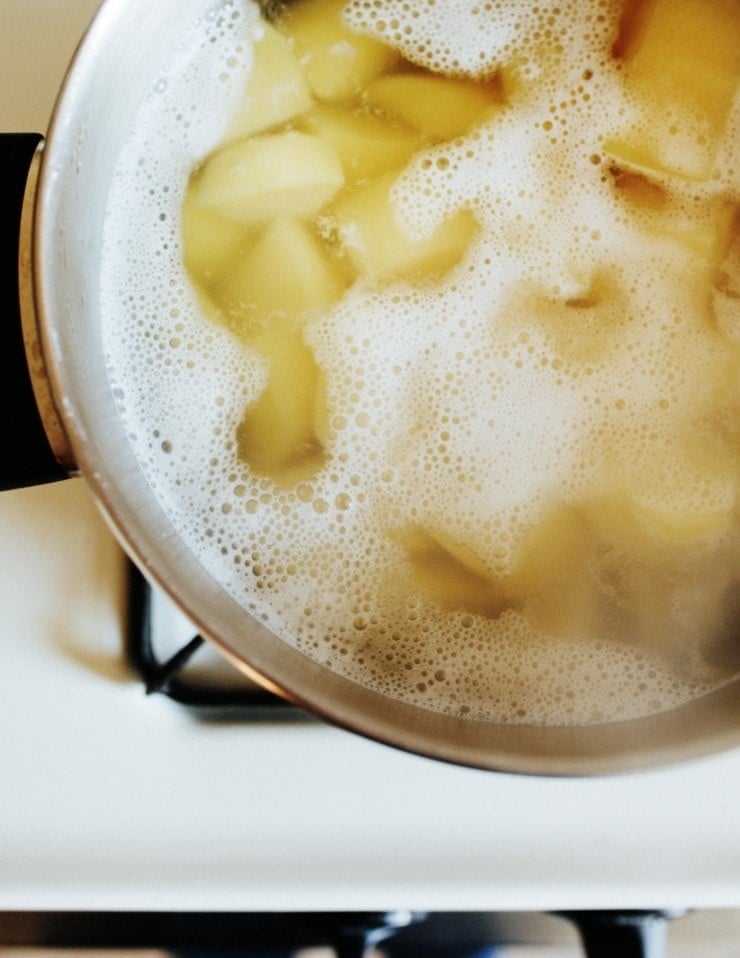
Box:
[101,0,739,725]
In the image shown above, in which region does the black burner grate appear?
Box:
[124,560,296,713]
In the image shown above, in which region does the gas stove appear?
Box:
[1,1,740,955]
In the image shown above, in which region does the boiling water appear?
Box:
[101,0,739,724]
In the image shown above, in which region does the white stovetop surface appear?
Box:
[1,0,740,914]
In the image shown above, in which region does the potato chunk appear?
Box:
[607,0,740,180]
[392,509,598,637]
[224,21,313,141]
[712,206,740,341]
[391,524,512,618]
[609,166,667,212]
[278,0,397,102]
[617,0,740,118]
[190,131,344,226]
[577,492,738,665]
[365,72,504,141]
[331,171,479,283]
[299,105,424,183]
[508,505,600,641]
[629,498,734,546]
[237,327,327,486]
[212,217,348,337]
[181,196,246,286]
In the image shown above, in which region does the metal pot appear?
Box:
[3,0,739,775]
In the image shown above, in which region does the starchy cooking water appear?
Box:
[101,0,740,724]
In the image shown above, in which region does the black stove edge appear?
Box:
[0,909,695,953]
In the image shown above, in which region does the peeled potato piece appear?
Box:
[391,524,512,618]
[299,105,424,183]
[609,166,737,271]
[648,200,738,276]
[181,196,247,287]
[609,166,667,212]
[237,326,327,486]
[331,171,479,283]
[712,206,740,341]
[508,505,601,642]
[190,131,344,226]
[623,497,734,547]
[607,0,740,181]
[575,492,739,669]
[602,135,715,186]
[392,508,598,638]
[278,0,397,102]
[213,217,348,337]
[617,0,740,120]
[224,20,313,141]
[365,72,504,141]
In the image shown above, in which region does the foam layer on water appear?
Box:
[101,0,739,724]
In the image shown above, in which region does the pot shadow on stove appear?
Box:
[17,478,134,686]
[49,542,131,686]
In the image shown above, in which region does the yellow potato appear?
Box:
[365,71,504,141]
[299,104,424,183]
[181,195,246,287]
[331,171,479,283]
[224,21,313,141]
[632,500,734,546]
[390,524,511,618]
[508,505,600,641]
[393,484,738,645]
[607,0,740,180]
[190,131,344,226]
[609,170,737,271]
[602,135,711,185]
[278,0,398,102]
[623,0,739,121]
[212,217,348,337]
[650,199,736,271]
[712,206,740,341]
[392,508,598,637]
[588,493,731,561]
[609,166,667,212]
[237,326,327,485]
[576,492,736,661]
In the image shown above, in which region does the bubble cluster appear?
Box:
[100,0,739,726]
